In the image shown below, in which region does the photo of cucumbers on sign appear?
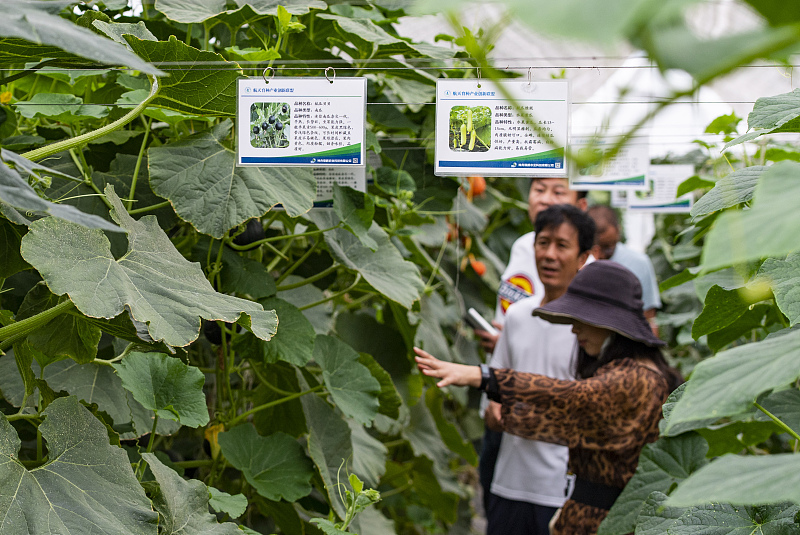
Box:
[449,106,491,152]
[250,102,289,148]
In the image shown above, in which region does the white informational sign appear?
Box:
[237,77,366,166]
[569,137,649,191]
[610,190,628,208]
[434,79,569,177]
[627,164,695,213]
[313,167,367,207]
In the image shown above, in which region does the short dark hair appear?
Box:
[587,204,619,230]
[534,204,596,254]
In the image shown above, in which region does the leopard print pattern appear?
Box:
[493,358,670,534]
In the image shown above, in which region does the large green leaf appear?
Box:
[690,166,766,218]
[0,396,159,534]
[637,492,797,535]
[0,2,162,75]
[313,211,424,308]
[142,453,242,534]
[14,93,108,123]
[664,327,800,434]
[218,424,314,502]
[234,0,328,16]
[0,151,123,233]
[691,285,755,339]
[759,252,800,326]
[725,89,800,149]
[148,121,315,238]
[0,217,28,278]
[333,184,377,251]
[234,297,315,367]
[668,454,800,507]
[314,335,381,426]
[154,0,227,22]
[701,161,800,271]
[425,388,477,465]
[20,185,277,347]
[16,282,101,365]
[347,420,387,488]
[0,355,180,439]
[301,387,352,519]
[358,352,402,419]
[125,36,240,116]
[755,388,800,435]
[114,352,209,428]
[92,20,158,44]
[597,433,708,535]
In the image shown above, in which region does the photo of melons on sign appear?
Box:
[434,79,569,177]
[568,136,650,191]
[627,164,695,213]
[237,76,366,167]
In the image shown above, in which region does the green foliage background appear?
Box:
[2,0,800,534]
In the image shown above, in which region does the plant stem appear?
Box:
[226,226,339,251]
[128,200,171,215]
[136,414,160,481]
[275,238,320,285]
[754,402,800,442]
[276,263,338,291]
[127,116,152,211]
[228,385,323,426]
[22,77,160,162]
[0,300,75,347]
[298,274,362,311]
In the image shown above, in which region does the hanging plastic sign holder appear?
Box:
[313,166,367,207]
[569,136,650,191]
[434,78,569,177]
[237,69,366,166]
[627,164,695,213]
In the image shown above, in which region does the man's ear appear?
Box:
[577,197,588,211]
[578,250,591,269]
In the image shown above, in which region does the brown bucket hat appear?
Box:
[532,260,665,347]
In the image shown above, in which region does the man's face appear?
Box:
[528,178,582,223]
[593,223,620,260]
[535,222,589,294]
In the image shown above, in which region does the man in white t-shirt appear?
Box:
[480,204,595,535]
[588,204,661,334]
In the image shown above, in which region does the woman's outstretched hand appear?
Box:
[414,347,482,388]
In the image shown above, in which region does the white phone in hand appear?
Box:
[465,307,499,336]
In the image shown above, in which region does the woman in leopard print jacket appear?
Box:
[415,261,681,535]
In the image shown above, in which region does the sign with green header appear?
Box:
[434,79,569,177]
[237,77,366,167]
[569,136,649,190]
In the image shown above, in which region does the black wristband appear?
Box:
[479,364,490,391]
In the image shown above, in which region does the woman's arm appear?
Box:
[414,347,482,388]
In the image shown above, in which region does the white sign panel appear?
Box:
[237,77,366,166]
[627,164,695,213]
[313,167,367,207]
[569,137,649,191]
[434,79,569,177]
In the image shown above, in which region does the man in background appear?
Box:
[587,204,661,334]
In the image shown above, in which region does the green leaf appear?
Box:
[725,89,800,149]
[0,152,123,233]
[191,237,276,300]
[358,352,402,419]
[665,327,800,434]
[637,491,798,535]
[308,519,348,535]
[208,487,248,519]
[697,420,781,457]
[251,362,307,438]
[759,252,800,325]
[690,166,765,218]
[233,0,328,16]
[16,282,101,365]
[234,297,315,367]
[92,20,158,44]
[425,388,477,465]
[0,2,162,75]
[675,175,714,198]
[0,396,159,534]
[149,120,315,238]
[333,184,377,251]
[114,352,209,428]
[278,274,333,335]
[154,0,227,22]
[668,453,800,507]
[375,167,416,195]
[701,161,800,271]
[706,303,773,352]
[219,424,314,502]
[125,35,241,116]
[14,93,108,123]
[347,419,388,488]
[20,185,277,347]
[598,433,708,535]
[301,387,352,519]
[0,217,28,278]
[348,507,396,535]
[314,335,381,426]
[143,453,242,534]
[691,285,754,339]
[755,388,800,435]
[313,211,424,308]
